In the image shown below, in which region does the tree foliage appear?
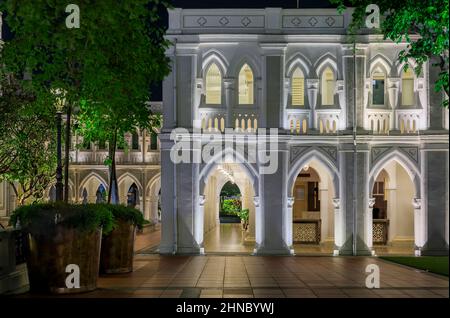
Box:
[220,181,241,198]
[1,1,171,203]
[0,74,57,204]
[331,0,449,107]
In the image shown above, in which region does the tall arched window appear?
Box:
[127,183,139,208]
[238,64,254,104]
[96,184,106,203]
[372,69,386,105]
[291,67,305,106]
[401,68,414,106]
[131,130,139,150]
[205,63,222,104]
[321,67,335,105]
[82,188,88,204]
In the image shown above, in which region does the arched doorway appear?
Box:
[146,174,161,223]
[371,161,416,255]
[79,173,108,204]
[202,163,257,254]
[290,162,336,255]
[135,174,162,254]
[127,183,139,208]
[117,174,143,212]
[96,184,106,203]
[82,188,88,204]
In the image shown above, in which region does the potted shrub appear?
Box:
[99,204,146,274]
[239,209,250,231]
[9,203,113,294]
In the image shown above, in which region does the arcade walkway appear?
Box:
[15,255,448,298]
[136,224,416,256]
[204,224,251,254]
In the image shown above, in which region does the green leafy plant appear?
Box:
[1,0,172,204]
[9,203,114,235]
[239,209,250,230]
[220,199,242,216]
[0,74,57,205]
[331,0,449,107]
[97,204,148,231]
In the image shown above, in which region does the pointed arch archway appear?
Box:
[117,172,143,210]
[314,53,340,79]
[146,173,161,222]
[287,149,341,254]
[197,147,260,254]
[78,172,109,203]
[368,149,423,255]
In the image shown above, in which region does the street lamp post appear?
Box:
[52,88,66,202]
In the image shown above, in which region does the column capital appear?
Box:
[287,197,295,208]
[198,195,206,206]
[253,196,260,207]
[368,197,376,208]
[306,78,319,87]
[223,78,235,88]
[332,198,340,209]
[412,198,421,209]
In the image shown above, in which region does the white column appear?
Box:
[306,79,319,129]
[286,197,295,255]
[412,198,424,256]
[196,195,206,254]
[253,196,261,253]
[224,78,235,128]
[144,198,151,220]
[153,200,159,222]
[245,182,256,240]
[367,197,376,254]
[319,188,328,243]
[139,195,144,214]
[332,198,341,255]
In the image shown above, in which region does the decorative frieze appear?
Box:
[184,15,265,28]
[283,15,344,28]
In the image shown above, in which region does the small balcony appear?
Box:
[365,108,425,134]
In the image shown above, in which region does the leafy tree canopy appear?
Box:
[0,74,57,204]
[220,182,241,198]
[1,1,171,203]
[331,0,449,107]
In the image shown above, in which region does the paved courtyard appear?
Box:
[13,227,448,298]
[18,255,449,298]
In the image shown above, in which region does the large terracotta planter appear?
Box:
[25,226,102,294]
[100,220,136,274]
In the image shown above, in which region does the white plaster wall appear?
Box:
[394,164,414,239]
[204,175,218,235]
[384,161,414,242]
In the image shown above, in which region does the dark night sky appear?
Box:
[1,0,337,101]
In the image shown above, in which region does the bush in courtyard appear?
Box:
[96,204,148,231]
[239,208,250,230]
[9,202,114,235]
[220,199,241,215]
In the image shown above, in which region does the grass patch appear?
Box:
[380,256,449,276]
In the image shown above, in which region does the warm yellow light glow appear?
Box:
[402,68,414,106]
[206,63,222,104]
[238,64,254,104]
[292,68,305,106]
[321,67,335,105]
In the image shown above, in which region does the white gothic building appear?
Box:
[0,7,448,257]
[158,7,449,256]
